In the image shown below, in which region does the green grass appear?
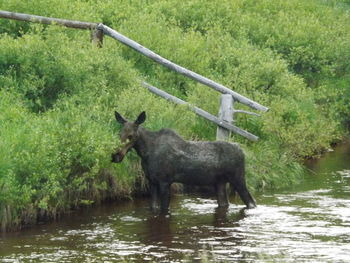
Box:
[0,0,349,231]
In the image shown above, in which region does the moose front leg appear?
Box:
[216,182,229,208]
[149,182,159,212]
[159,182,171,214]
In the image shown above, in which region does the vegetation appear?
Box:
[0,0,349,231]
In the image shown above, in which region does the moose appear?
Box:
[111,111,256,213]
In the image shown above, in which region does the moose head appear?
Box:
[111,111,146,163]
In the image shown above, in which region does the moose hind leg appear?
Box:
[216,182,229,208]
[233,181,256,209]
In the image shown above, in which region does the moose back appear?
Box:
[111,111,256,212]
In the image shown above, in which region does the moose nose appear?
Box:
[111,152,124,163]
[111,153,119,163]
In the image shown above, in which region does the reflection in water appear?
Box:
[0,142,350,262]
[143,215,172,245]
[213,206,247,227]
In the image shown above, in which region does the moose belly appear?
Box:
[173,170,220,186]
[152,141,235,185]
[170,156,224,186]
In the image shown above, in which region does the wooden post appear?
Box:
[216,94,234,141]
[91,28,103,47]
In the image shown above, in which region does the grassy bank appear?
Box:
[0,0,349,231]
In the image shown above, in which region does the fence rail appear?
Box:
[142,82,259,141]
[0,10,268,141]
[98,24,268,112]
[0,10,96,29]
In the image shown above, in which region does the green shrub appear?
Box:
[0,27,143,230]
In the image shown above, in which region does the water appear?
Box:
[1,142,349,262]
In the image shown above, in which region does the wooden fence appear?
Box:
[0,10,269,141]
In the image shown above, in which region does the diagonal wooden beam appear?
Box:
[142,82,259,141]
[98,24,268,112]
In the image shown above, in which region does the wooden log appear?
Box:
[0,10,97,29]
[91,28,104,47]
[143,82,187,106]
[216,94,234,141]
[98,24,268,112]
[142,82,259,141]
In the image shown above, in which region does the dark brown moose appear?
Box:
[111,111,256,213]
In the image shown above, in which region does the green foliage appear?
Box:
[155,0,350,82]
[0,0,349,230]
[0,88,132,229]
[0,27,142,230]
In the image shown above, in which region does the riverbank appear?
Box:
[1,0,350,231]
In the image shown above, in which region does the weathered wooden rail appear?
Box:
[0,10,268,141]
[142,82,259,141]
[0,10,96,29]
[0,10,104,46]
[97,24,268,112]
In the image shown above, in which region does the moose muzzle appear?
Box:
[111,139,134,163]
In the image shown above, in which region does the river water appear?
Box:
[0,142,349,262]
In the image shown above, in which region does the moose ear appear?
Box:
[135,111,146,125]
[115,111,127,124]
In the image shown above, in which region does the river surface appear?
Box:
[0,142,349,262]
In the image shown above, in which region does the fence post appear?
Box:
[216,94,234,141]
[91,28,103,47]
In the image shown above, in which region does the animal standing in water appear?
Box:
[111,111,256,213]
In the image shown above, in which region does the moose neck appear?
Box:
[133,127,156,160]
